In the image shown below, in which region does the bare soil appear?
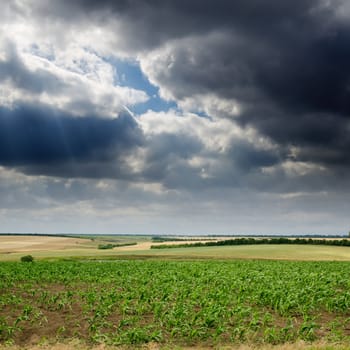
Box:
[1,340,350,349]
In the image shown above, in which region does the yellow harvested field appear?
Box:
[0,235,89,253]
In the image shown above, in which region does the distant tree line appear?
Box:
[98,242,137,250]
[151,236,218,242]
[151,236,185,242]
[0,233,82,238]
[151,237,350,249]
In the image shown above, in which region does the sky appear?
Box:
[0,0,350,235]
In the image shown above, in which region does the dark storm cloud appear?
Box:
[47,0,332,56]
[0,104,143,177]
[151,25,350,115]
[254,28,350,116]
[240,108,350,169]
[55,0,326,45]
[92,0,349,171]
[227,142,281,172]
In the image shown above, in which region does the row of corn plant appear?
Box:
[1,260,350,346]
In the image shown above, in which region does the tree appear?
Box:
[20,255,34,262]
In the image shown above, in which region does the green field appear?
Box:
[2,236,350,349]
[2,260,350,349]
[111,244,350,261]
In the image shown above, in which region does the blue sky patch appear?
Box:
[110,58,177,115]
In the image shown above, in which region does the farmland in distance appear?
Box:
[2,234,350,261]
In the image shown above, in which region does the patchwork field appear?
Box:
[2,235,350,261]
[0,235,232,261]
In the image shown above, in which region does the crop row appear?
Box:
[1,260,350,346]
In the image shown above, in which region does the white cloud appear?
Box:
[178,94,241,118]
[0,42,148,116]
[139,109,276,154]
[0,4,148,117]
